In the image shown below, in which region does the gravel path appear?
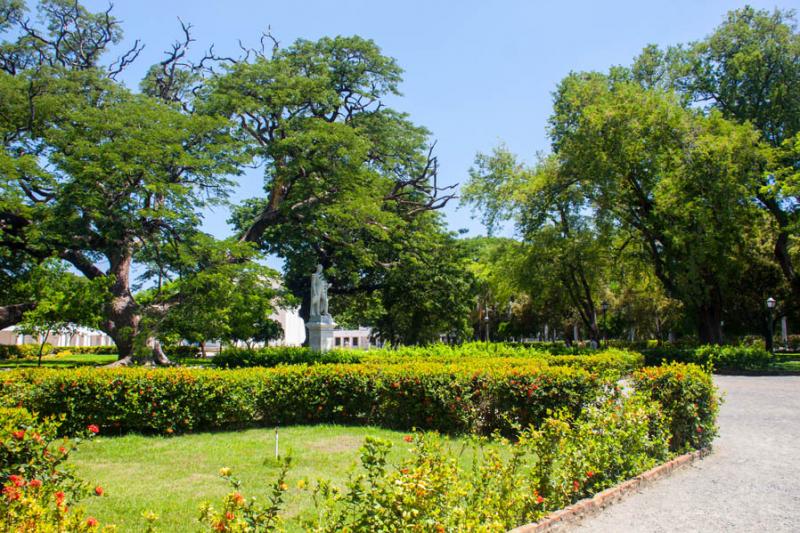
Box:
[572,375,800,533]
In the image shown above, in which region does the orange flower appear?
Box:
[225,511,234,520]
[9,475,24,487]
[573,480,580,492]
[12,430,24,440]
[86,517,99,527]
[403,435,413,443]
[232,492,245,505]
[586,470,595,478]
[3,486,20,501]
[94,486,104,496]
[55,491,65,506]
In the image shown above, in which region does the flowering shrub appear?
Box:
[212,346,361,368]
[633,363,720,451]
[0,407,111,531]
[52,346,117,356]
[199,459,291,532]
[199,393,669,532]
[1,363,607,436]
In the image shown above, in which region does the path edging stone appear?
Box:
[508,447,711,533]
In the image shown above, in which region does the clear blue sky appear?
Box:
[86,0,799,243]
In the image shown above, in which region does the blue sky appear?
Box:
[85,0,799,243]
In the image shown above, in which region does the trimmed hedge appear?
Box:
[641,344,774,371]
[632,363,719,451]
[52,346,117,356]
[210,343,644,376]
[0,362,607,436]
[0,344,56,360]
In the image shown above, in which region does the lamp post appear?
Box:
[601,300,609,347]
[484,308,490,343]
[766,297,777,353]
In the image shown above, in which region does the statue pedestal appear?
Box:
[307,315,335,352]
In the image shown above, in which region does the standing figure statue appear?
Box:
[310,264,330,320]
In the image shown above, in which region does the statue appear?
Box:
[310,264,330,321]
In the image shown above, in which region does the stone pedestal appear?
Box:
[307,315,335,352]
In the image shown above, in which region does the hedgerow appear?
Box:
[640,344,774,371]
[0,362,607,436]
[632,363,720,451]
[0,344,55,360]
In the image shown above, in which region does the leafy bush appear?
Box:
[0,344,55,360]
[633,363,720,452]
[0,407,110,531]
[162,345,199,358]
[641,344,774,371]
[0,363,607,436]
[212,346,361,368]
[53,346,117,356]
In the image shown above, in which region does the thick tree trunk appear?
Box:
[102,250,172,366]
[696,301,724,345]
[0,302,36,330]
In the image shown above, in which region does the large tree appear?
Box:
[0,0,244,363]
[210,36,457,328]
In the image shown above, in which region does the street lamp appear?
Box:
[766,297,777,353]
[484,308,490,343]
[601,300,609,347]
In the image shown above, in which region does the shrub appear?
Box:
[0,363,607,436]
[162,345,199,358]
[212,346,361,368]
[633,363,720,452]
[641,344,774,371]
[53,346,117,356]
[0,407,110,531]
[0,344,55,360]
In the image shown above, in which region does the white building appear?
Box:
[0,326,114,347]
[333,327,374,350]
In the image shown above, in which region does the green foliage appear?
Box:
[641,344,774,371]
[0,406,109,531]
[1,363,607,437]
[0,344,54,360]
[633,363,720,451]
[52,346,116,356]
[212,346,361,368]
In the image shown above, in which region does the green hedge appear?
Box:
[210,343,644,376]
[0,344,54,360]
[0,362,606,436]
[641,344,774,371]
[632,363,719,452]
[52,345,117,355]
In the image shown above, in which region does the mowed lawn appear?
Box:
[70,425,467,532]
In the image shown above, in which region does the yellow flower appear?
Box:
[296,479,307,489]
[219,467,232,477]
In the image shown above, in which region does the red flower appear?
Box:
[55,491,65,506]
[28,479,42,488]
[226,511,234,520]
[58,446,67,455]
[87,424,100,434]
[3,486,20,501]
[232,492,245,505]
[697,426,703,433]
[94,486,104,496]
[9,475,24,487]
[403,435,413,443]
[12,430,25,440]
[573,480,580,492]
[586,470,595,478]
[537,495,544,504]
[86,517,99,527]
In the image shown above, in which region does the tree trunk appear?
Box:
[696,301,724,345]
[101,250,172,366]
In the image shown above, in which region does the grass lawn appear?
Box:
[70,425,471,532]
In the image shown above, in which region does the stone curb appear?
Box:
[508,447,712,533]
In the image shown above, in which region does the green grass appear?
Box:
[70,425,475,532]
